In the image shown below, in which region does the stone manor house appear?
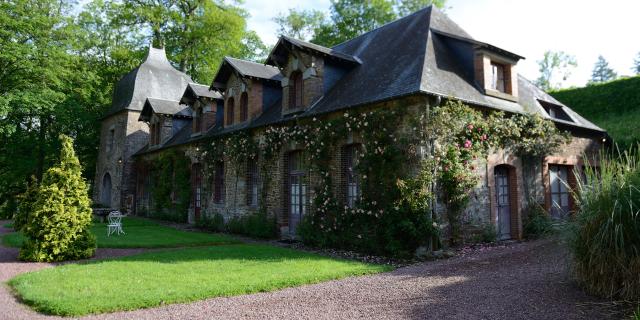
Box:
[94,6,606,240]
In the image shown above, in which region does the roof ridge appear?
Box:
[225,56,278,68]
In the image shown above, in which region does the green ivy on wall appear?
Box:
[149,150,191,223]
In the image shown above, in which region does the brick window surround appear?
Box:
[214,161,225,204]
[289,71,303,110]
[226,97,234,126]
[246,158,259,207]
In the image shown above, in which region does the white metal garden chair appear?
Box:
[107,211,125,236]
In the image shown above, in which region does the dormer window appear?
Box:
[226,97,234,126]
[289,71,303,109]
[240,92,248,122]
[194,107,203,133]
[539,100,573,122]
[491,62,506,93]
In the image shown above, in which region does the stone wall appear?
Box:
[94,110,149,211]
[131,96,604,243]
[281,51,324,114]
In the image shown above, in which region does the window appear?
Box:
[289,71,303,109]
[246,158,259,207]
[343,144,361,208]
[490,62,506,93]
[214,161,225,204]
[107,128,115,152]
[240,92,248,122]
[287,151,307,234]
[539,100,573,122]
[194,107,203,133]
[226,97,234,126]
[549,165,571,219]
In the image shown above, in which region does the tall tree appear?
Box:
[0,0,84,216]
[633,52,640,75]
[534,51,577,91]
[274,0,448,47]
[273,9,326,41]
[110,0,267,83]
[590,55,617,84]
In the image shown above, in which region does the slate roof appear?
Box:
[139,98,191,122]
[107,46,193,116]
[266,36,362,66]
[135,5,605,156]
[211,57,282,89]
[188,83,221,99]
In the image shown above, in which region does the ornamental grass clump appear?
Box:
[19,135,96,262]
[571,149,640,300]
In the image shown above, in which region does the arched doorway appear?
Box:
[101,173,112,207]
[494,165,514,240]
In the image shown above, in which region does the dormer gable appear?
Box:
[431,29,523,102]
[180,83,222,136]
[139,98,191,148]
[266,36,361,115]
[211,57,282,127]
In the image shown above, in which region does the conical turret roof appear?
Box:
[108,46,193,115]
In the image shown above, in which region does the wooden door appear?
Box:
[495,167,511,240]
[287,151,306,235]
[192,164,202,221]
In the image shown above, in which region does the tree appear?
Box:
[273,9,326,41]
[534,51,577,91]
[110,0,266,83]
[590,55,617,84]
[633,52,640,75]
[0,0,87,217]
[273,0,448,47]
[19,135,96,262]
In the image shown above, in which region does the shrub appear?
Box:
[523,202,553,239]
[195,212,225,232]
[570,149,640,300]
[13,177,38,231]
[19,135,96,262]
[298,202,439,258]
[226,211,279,239]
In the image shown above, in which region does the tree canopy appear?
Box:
[590,55,617,84]
[0,0,265,217]
[274,0,448,47]
[534,51,577,91]
[633,52,640,75]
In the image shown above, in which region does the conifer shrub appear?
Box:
[571,149,640,300]
[19,135,96,262]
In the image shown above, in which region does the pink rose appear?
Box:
[467,124,474,130]
[481,134,487,141]
[464,140,472,148]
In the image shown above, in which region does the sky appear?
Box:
[242,0,640,88]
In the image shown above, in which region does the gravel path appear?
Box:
[0,220,618,320]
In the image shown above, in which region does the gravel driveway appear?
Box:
[0,221,617,320]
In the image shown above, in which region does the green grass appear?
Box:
[9,244,391,316]
[3,222,12,228]
[2,217,237,248]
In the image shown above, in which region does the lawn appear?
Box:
[2,217,237,248]
[9,244,391,316]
